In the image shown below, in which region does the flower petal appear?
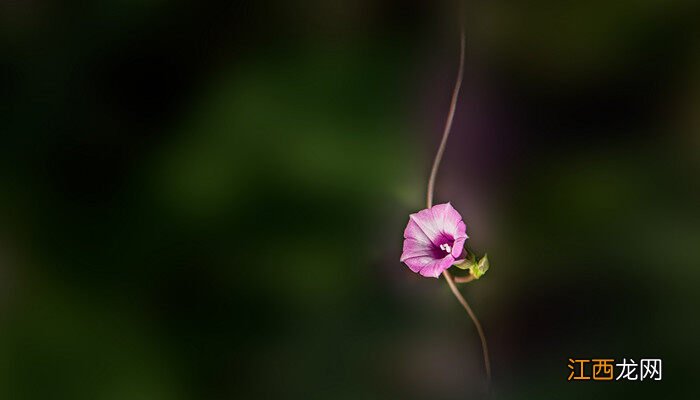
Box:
[421,256,455,278]
[400,238,433,261]
[431,202,468,240]
[451,235,466,258]
[403,216,431,243]
[403,255,455,278]
[408,208,442,244]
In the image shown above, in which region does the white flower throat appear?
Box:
[439,243,452,254]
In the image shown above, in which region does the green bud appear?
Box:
[469,254,489,279]
[453,252,476,270]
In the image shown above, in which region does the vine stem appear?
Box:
[425,24,492,388]
[425,28,465,209]
[443,270,492,385]
[453,273,475,284]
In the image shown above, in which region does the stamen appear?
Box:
[439,243,452,253]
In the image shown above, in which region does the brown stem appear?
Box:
[425,28,465,209]
[424,21,492,389]
[453,274,476,284]
[443,270,492,385]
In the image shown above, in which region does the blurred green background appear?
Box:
[1,0,698,399]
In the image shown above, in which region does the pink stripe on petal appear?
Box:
[432,203,467,239]
[419,256,455,278]
[403,255,432,274]
[451,236,466,258]
[429,203,452,229]
[403,218,432,245]
[403,255,454,278]
[400,238,433,261]
[455,220,468,239]
[409,209,442,244]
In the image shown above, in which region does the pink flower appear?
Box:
[400,202,468,278]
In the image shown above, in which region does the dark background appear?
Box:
[1,1,698,399]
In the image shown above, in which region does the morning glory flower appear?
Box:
[400,202,468,278]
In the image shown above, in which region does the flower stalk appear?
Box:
[425,25,492,387]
